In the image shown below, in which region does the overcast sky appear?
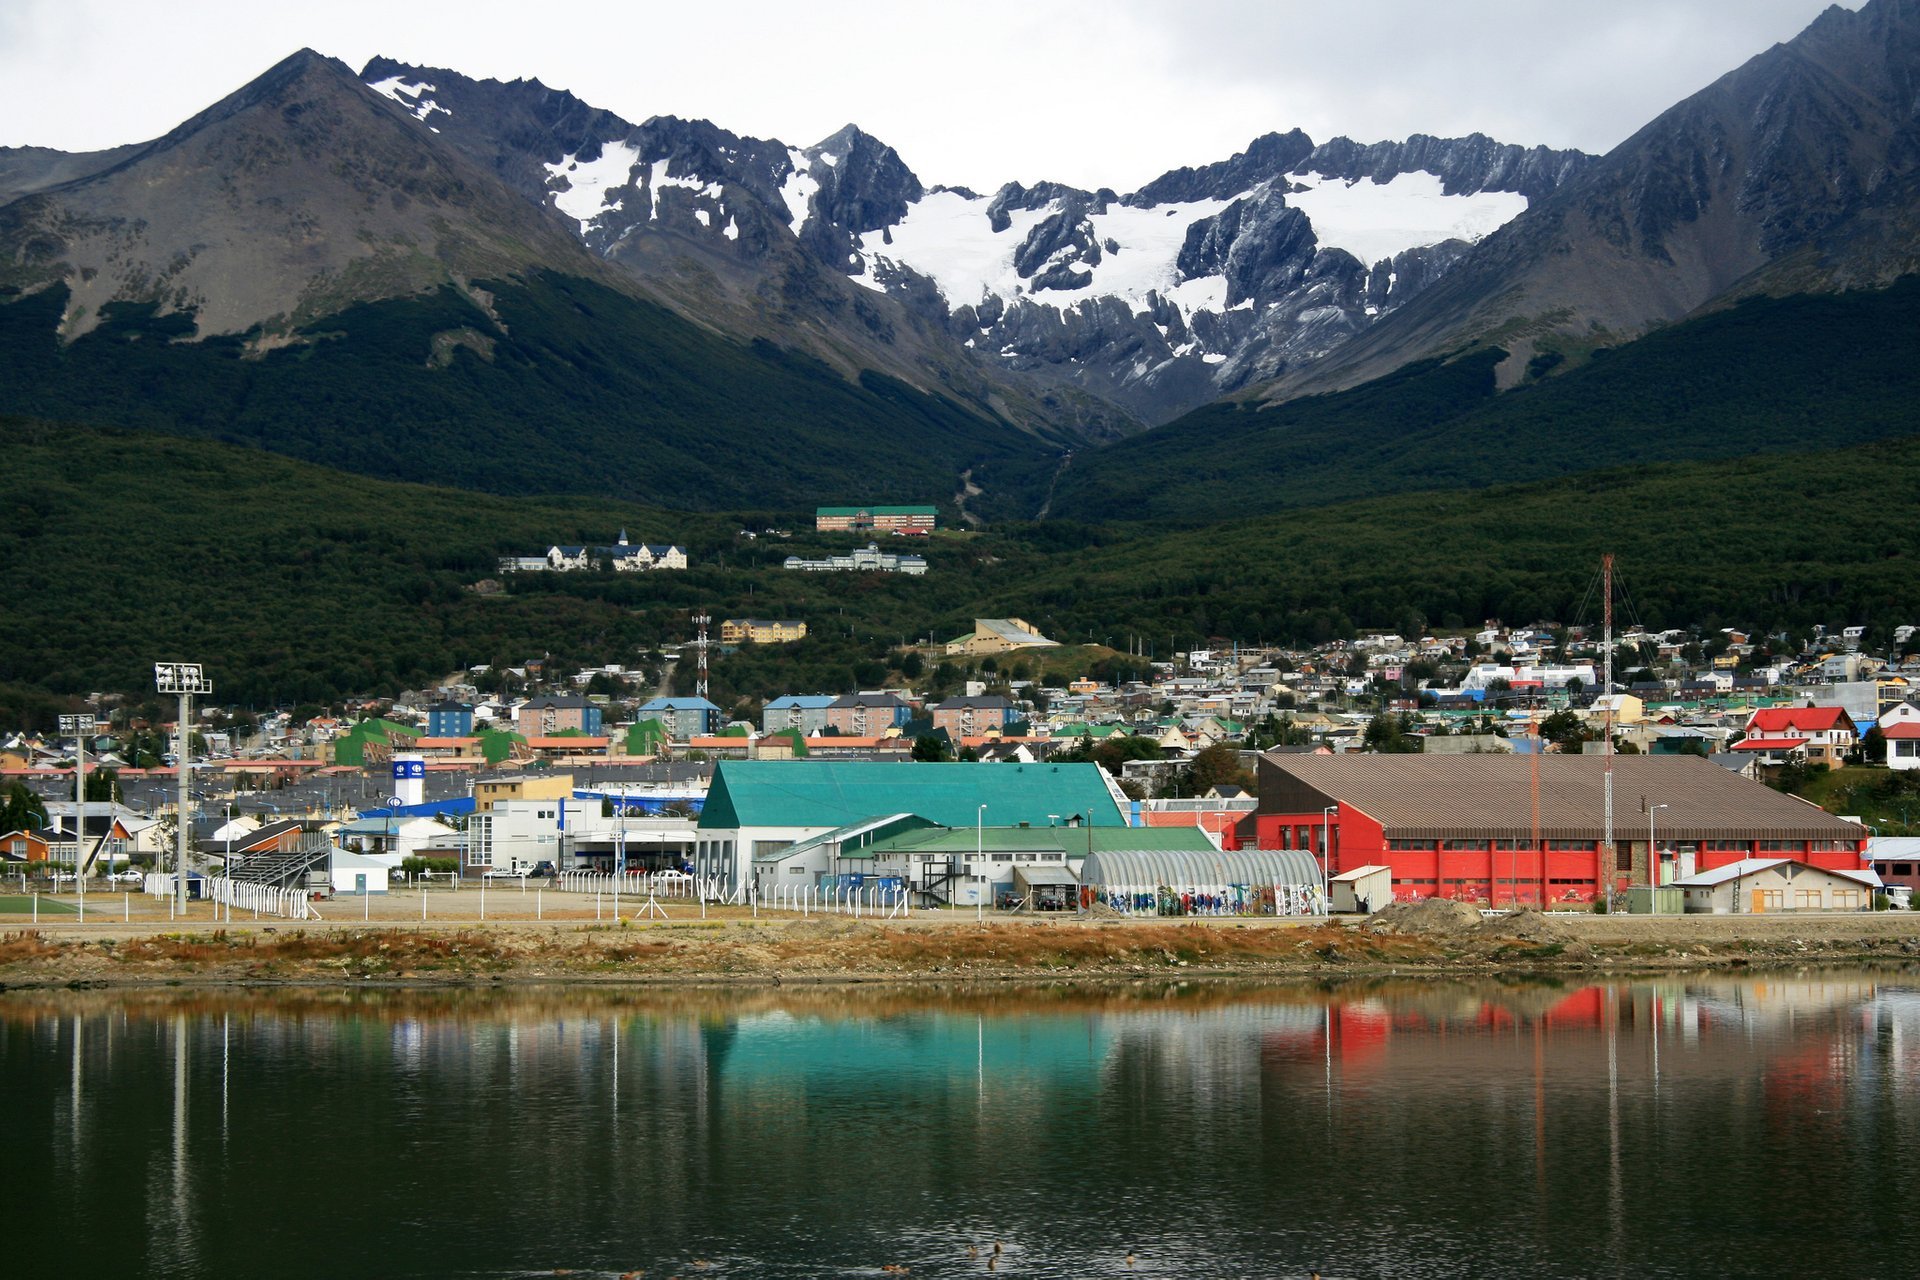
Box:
[0,0,1861,192]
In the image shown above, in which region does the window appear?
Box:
[788,866,805,876]
[1388,838,1431,851]
[1759,840,1800,852]
[1758,889,1784,911]
[1707,840,1746,852]
[1493,840,1528,851]
[1617,845,1634,871]
[1549,841,1593,851]
[1795,889,1822,910]
[1833,889,1861,910]
[1442,839,1483,851]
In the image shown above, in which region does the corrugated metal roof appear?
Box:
[1080,848,1322,888]
[861,825,1216,857]
[1258,753,1865,842]
[700,761,1126,831]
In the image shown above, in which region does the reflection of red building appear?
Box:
[1243,755,1866,907]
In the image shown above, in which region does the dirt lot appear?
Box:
[4,896,1919,988]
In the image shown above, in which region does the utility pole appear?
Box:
[59,712,96,895]
[156,662,212,916]
[1602,554,1615,909]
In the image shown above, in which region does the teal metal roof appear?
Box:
[752,814,933,863]
[700,760,1126,831]
[858,825,1216,858]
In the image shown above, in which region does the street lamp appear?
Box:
[155,662,212,916]
[58,713,96,899]
[1648,802,1669,897]
[976,803,987,920]
[1320,805,1337,916]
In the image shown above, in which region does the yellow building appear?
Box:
[473,772,574,813]
[944,618,1059,656]
[721,619,808,645]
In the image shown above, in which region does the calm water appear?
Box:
[5,973,1919,1278]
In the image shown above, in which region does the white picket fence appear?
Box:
[207,876,313,920]
[553,871,731,902]
[761,882,913,918]
[141,871,313,919]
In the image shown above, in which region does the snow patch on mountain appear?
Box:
[545,142,640,233]
[856,190,1236,318]
[1285,171,1525,264]
[647,159,725,222]
[779,148,817,228]
[368,75,450,127]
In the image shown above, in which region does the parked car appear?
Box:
[112,869,145,884]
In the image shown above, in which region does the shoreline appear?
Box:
[6,906,1920,991]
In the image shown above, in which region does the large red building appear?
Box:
[1244,754,1866,908]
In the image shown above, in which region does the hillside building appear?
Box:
[720,619,808,645]
[783,544,928,574]
[945,618,1058,656]
[815,505,937,535]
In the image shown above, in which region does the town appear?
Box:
[5,608,1915,922]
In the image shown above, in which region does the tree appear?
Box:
[1538,709,1590,751]
[85,769,122,803]
[1861,725,1887,765]
[911,734,953,762]
[0,783,49,833]
[1363,713,1421,753]
[1185,743,1254,794]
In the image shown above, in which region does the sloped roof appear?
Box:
[1748,706,1850,733]
[1257,753,1865,842]
[1670,858,1882,889]
[861,824,1214,857]
[699,760,1126,831]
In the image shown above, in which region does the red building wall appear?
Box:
[1251,809,1863,906]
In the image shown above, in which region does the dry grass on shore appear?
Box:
[3,908,1918,988]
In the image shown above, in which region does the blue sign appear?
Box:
[391,760,425,780]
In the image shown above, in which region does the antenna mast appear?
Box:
[1602,553,1615,906]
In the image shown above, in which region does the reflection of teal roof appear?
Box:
[722,1012,1113,1085]
[699,761,1126,831]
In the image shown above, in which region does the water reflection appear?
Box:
[7,972,1919,1278]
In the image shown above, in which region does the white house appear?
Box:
[1669,858,1879,914]
[1878,701,1920,772]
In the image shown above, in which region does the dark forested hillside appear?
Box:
[0,272,1060,515]
[1049,279,1920,523]
[5,417,1917,723]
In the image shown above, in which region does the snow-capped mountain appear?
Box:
[360,59,1592,427]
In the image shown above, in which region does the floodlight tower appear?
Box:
[58,712,96,897]
[155,662,213,915]
[693,611,711,701]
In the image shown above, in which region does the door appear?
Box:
[355,873,367,894]
[1750,888,1767,914]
